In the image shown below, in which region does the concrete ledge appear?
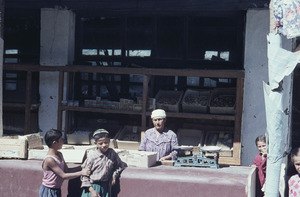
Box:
[0,159,70,197]
[0,159,256,197]
[118,165,256,197]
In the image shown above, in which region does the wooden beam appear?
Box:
[24,71,32,134]
[5,0,268,11]
[4,64,245,78]
[57,71,64,131]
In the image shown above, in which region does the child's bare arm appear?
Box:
[64,162,83,173]
[45,157,90,180]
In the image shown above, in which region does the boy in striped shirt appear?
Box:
[81,129,127,197]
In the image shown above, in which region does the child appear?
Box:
[39,129,90,197]
[253,135,267,197]
[288,147,300,196]
[81,129,127,197]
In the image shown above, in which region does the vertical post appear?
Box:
[57,71,64,131]
[264,1,285,196]
[141,75,149,140]
[40,8,75,135]
[24,71,32,134]
[233,76,244,163]
[0,0,5,137]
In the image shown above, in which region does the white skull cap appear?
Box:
[151,109,166,119]
[93,129,109,137]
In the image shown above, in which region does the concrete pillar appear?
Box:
[242,11,293,196]
[39,8,75,135]
[0,0,4,137]
[0,38,3,137]
[242,9,293,166]
[242,9,270,166]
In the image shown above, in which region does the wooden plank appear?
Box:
[219,156,240,165]
[24,71,32,134]
[57,71,64,131]
[4,64,245,78]
[141,75,149,132]
[5,0,268,11]
[232,77,244,161]
[3,103,40,110]
[155,111,235,121]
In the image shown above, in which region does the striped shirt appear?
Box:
[81,148,127,188]
[138,127,178,160]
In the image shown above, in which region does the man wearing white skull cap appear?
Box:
[139,109,178,161]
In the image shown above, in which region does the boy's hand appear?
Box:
[81,168,91,176]
[90,188,100,197]
[91,190,100,197]
[111,178,116,186]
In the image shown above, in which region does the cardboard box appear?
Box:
[181,89,210,113]
[155,90,183,112]
[25,133,44,149]
[137,97,156,111]
[133,104,142,112]
[177,128,205,147]
[117,149,157,168]
[67,131,91,145]
[119,99,134,111]
[28,145,96,163]
[115,125,141,150]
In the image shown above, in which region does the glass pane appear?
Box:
[5,49,18,54]
[82,49,97,56]
[5,80,17,91]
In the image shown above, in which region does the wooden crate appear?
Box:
[181,89,210,113]
[177,128,205,147]
[0,136,28,159]
[115,125,141,150]
[133,104,142,112]
[155,90,184,112]
[67,131,91,145]
[0,133,44,159]
[209,88,236,115]
[137,97,156,111]
[119,99,134,111]
[204,131,233,157]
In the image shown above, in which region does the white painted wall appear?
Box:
[242,9,293,166]
[39,8,75,136]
